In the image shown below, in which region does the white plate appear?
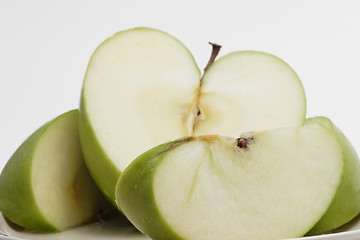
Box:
[1,213,360,240]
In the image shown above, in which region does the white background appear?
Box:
[1,0,360,170]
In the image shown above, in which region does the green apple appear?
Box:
[116,122,343,240]
[305,117,360,235]
[79,27,306,204]
[0,110,109,232]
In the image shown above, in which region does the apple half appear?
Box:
[0,110,108,232]
[116,122,343,240]
[306,117,360,235]
[79,27,306,203]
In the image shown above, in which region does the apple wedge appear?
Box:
[306,117,360,235]
[116,123,343,240]
[79,27,306,203]
[0,110,108,232]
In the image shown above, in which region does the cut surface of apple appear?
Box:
[0,110,108,232]
[306,117,360,235]
[116,123,343,240]
[79,27,306,203]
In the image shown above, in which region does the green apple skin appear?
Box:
[78,100,120,204]
[115,137,194,240]
[0,110,109,232]
[306,117,360,235]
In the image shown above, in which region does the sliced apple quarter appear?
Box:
[306,117,360,235]
[80,27,306,204]
[0,110,108,232]
[117,123,343,240]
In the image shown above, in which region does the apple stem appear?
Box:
[193,42,222,132]
[202,42,222,80]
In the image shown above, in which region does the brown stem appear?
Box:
[192,42,222,133]
[201,42,222,82]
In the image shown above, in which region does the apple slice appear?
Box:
[79,27,306,204]
[116,123,343,240]
[305,117,360,235]
[0,110,109,232]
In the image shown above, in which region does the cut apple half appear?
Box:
[79,27,306,203]
[0,110,108,232]
[116,123,343,240]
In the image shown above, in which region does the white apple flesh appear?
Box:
[116,123,343,240]
[194,50,306,136]
[0,110,108,232]
[79,27,306,203]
